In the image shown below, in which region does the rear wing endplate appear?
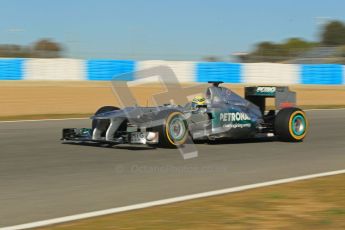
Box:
[245,86,296,114]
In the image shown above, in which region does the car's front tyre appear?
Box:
[152,110,189,148]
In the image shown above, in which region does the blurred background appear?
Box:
[0,0,345,117]
[1,20,345,63]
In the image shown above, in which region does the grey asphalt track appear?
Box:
[0,110,344,227]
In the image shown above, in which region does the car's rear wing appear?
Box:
[245,86,296,114]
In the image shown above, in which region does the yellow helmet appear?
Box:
[192,96,206,106]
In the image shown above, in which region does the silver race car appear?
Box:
[62,82,308,148]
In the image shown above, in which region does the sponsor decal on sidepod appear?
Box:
[220,112,251,122]
[220,112,252,129]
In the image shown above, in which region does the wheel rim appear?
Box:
[291,114,306,136]
[168,115,186,142]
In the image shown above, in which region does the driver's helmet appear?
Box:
[191,96,206,111]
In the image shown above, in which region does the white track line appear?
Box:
[0,117,88,123]
[2,169,345,230]
[0,108,344,123]
[304,108,345,111]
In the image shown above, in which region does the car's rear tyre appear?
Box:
[92,106,120,136]
[275,107,308,142]
[152,110,189,148]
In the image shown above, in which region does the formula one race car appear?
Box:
[62,82,308,148]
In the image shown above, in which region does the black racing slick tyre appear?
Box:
[153,110,189,148]
[275,107,308,142]
[92,106,120,136]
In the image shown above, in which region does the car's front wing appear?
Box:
[61,128,159,145]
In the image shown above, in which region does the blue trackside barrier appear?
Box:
[0,59,24,80]
[0,58,344,84]
[196,62,242,83]
[300,64,343,85]
[86,60,136,81]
